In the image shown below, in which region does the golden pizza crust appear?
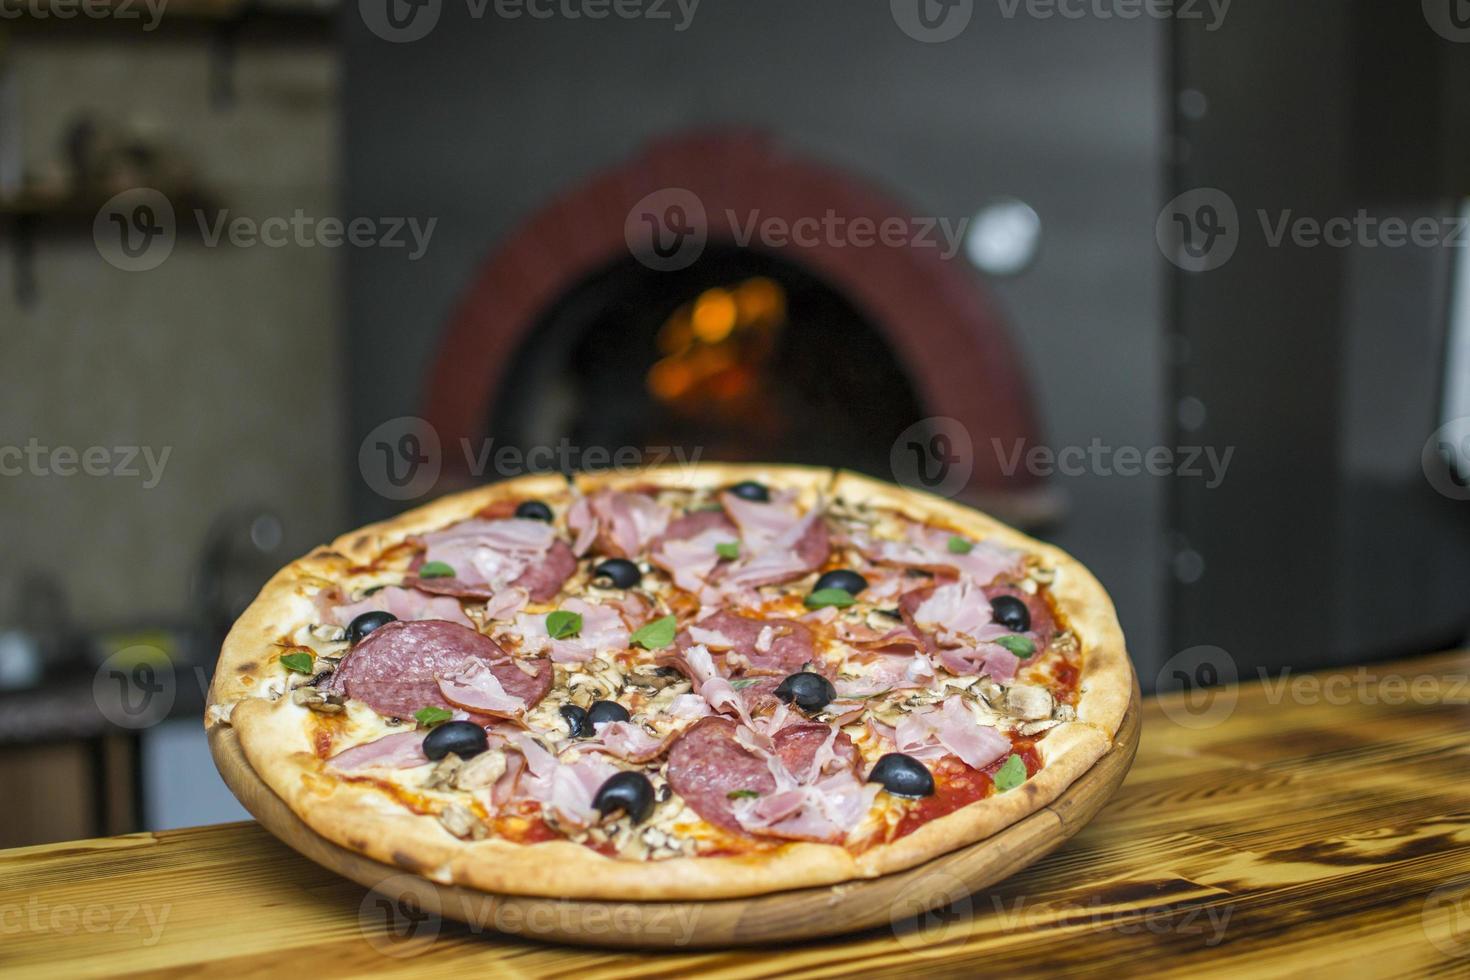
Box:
[210,464,1133,900]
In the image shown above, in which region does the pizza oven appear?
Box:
[416,132,1048,520]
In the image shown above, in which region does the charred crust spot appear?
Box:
[391,850,429,873]
[236,662,257,674]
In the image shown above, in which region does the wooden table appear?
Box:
[5,651,1470,978]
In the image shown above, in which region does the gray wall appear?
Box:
[344,2,1167,672]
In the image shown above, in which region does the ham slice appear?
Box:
[674,610,816,675]
[718,499,830,589]
[578,721,673,763]
[893,696,1010,770]
[503,598,629,664]
[568,490,671,559]
[436,657,527,717]
[326,731,429,771]
[410,518,575,602]
[834,652,936,697]
[510,733,620,828]
[865,522,1022,586]
[332,586,472,629]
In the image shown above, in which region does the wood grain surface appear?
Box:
[6,651,1470,977]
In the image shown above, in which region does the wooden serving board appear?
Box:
[208,674,1138,949]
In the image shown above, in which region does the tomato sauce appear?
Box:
[888,737,1044,842]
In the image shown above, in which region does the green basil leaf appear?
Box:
[947,535,974,555]
[418,560,457,579]
[280,652,314,674]
[729,678,762,690]
[726,789,760,800]
[996,635,1036,658]
[631,614,677,650]
[414,706,453,727]
[804,587,856,609]
[715,541,740,560]
[994,753,1027,792]
[546,610,583,640]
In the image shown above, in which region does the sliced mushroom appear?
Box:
[454,750,508,790]
[291,687,345,714]
[423,754,463,791]
[1055,702,1077,722]
[437,803,488,840]
[1004,684,1054,721]
[1017,719,1060,736]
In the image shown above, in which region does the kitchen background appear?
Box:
[1,0,1467,847]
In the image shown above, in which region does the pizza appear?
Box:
[206,465,1131,900]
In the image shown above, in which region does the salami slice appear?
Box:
[676,610,816,675]
[665,718,776,833]
[666,718,858,835]
[332,620,551,718]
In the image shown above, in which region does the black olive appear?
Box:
[813,569,868,595]
[347,610,396,646]
[728,481,770,502]
[876,608,902,621]
[774,671,836,714]
[990,594,1031,633]
[592,771,655,823]
[515,500,554,522]
[868,753,935,798]
[592,558,641,589]
[560,703,594,738]
[422,720,488,761]
[587,700,630,725]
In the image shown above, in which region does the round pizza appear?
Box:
[206,465,1131,900]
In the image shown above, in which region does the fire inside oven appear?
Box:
[488,246,926,475]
